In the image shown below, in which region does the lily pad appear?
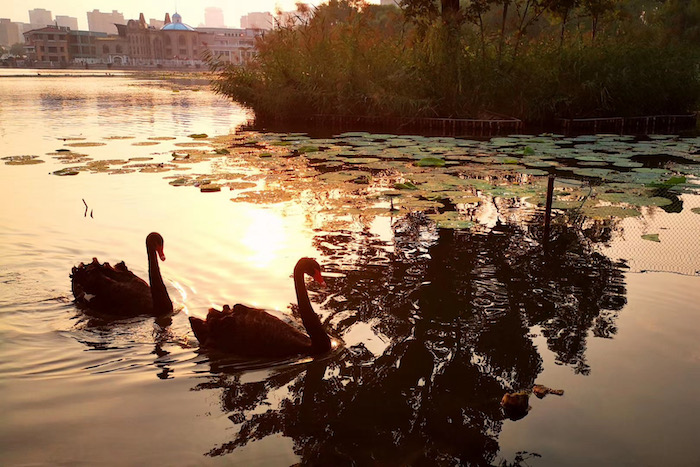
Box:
[415,157,446,167]
[53,168,80,176]
[582,206,642,219]
[428,212,476,230]
[189,133,209,139]
[3,155,44,165]
[64,142,106,147]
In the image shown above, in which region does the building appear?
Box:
[240,12,273,30]
[87,10,124,34]
[96,34,129,65]
[69,30,107,63]
[149,18,165,29]
[28,8,52,28]
[160,13,201,63]
[205,7,225,28]
[21,11,263,68]
[23,26,70,65]
[198,27,259,65]
[55,16,79,30]
[0,18,24,46]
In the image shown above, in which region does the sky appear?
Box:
[0,1,346,30]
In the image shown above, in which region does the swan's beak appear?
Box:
[313,271,326,287]
[157,247,166,261]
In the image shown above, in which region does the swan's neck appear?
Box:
[147,247,172,314]
[294,267,331,354]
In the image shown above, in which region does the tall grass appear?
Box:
[208,1,700,124]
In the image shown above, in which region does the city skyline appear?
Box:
[0,0,342,30]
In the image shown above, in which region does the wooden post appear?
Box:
[544,174,555,250]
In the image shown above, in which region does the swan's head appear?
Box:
[146,232,166,261]
[297,257,325,287]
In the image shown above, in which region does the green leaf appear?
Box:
[415,157,446,167]
[394,181,418,190]
[641,233,660,242]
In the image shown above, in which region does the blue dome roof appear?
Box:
[162,13,195,31]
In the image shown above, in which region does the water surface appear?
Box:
[1,71,700,466]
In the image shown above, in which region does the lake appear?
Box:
[1,69,700,466]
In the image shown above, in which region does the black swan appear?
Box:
[70,232,173,316]
[189,257,333,358]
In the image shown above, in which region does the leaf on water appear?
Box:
[200,184,221,192]
[415,157,446,167]
[53,167,80,176]
[641,233,661,242]
[582,206,642,219]
[231,189,295,204]
[598,192,672,207]
[104,136,135,140]
[297,145,320,153]
[224,181,258,190]
[148,136,176,141]
[174,142,211,147]
[132,141,160,146]
[394,181,418,190]
[690,207,700,214]
[64,142,106,147]
[427,212,476,230]
[3,155,45,165]
[168,178,189,186]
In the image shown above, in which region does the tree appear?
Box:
[10,43,25,56]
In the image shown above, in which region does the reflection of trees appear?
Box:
[197,207,626,464]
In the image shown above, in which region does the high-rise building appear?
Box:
[55,16,79,30]
[205,7,225,28]
[28,8,52,28]
[240,12,273,30]
[0,19,23,46]
[86,10,124,34]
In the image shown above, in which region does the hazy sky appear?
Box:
[0,1,360,29]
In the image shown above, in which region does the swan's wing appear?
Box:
[71,259,150,312]
[205,306,312,357]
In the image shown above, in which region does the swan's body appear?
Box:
[189,258,332,358]
[70,232,173,317]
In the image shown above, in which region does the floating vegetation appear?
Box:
[132,141,160,146]
[13,128,700,230]
[63,142,106,147]
[641,233,661,242]
[174,142,212,147]
[691,207,700,215]
[104,136,135,140]
[53,167,81,176]
[2,155,44,165]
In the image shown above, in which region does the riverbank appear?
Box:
[209,2,700,131]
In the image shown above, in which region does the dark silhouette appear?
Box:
[70,232,173,316]
[189,258,333,357]
[190,206,626,464]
